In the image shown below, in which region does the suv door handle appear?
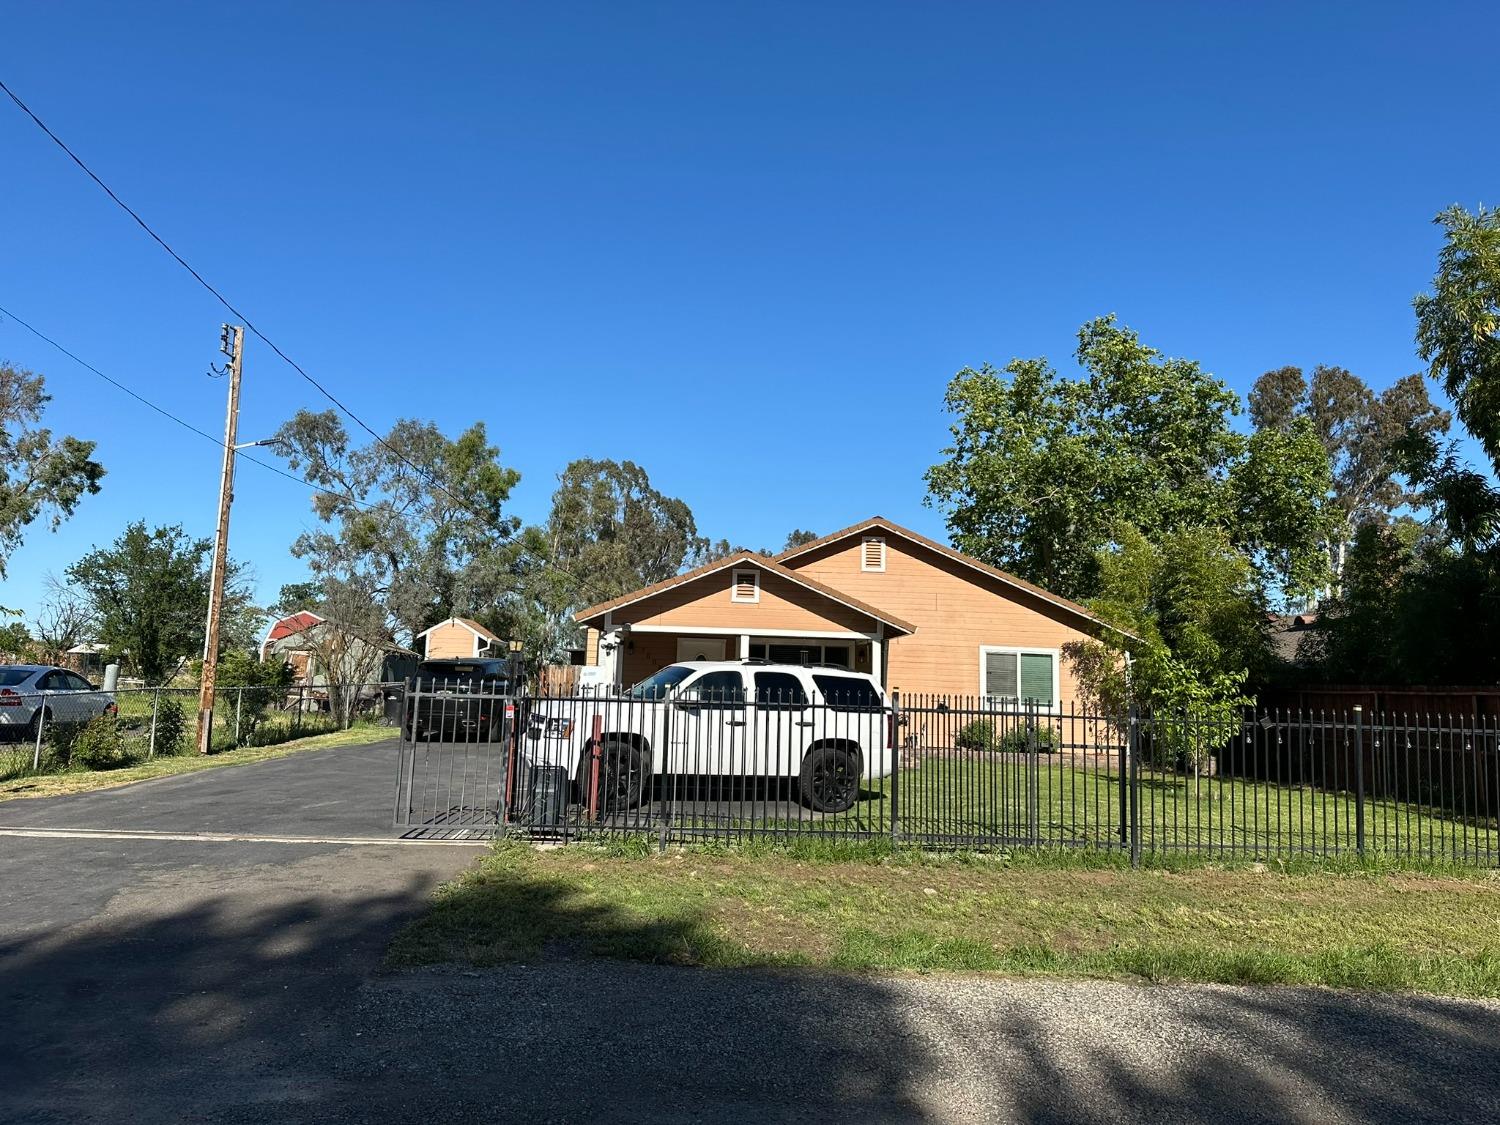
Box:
[795,720,814,727]
[726,719,746,727]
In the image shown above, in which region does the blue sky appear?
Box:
[1,1,1494,617]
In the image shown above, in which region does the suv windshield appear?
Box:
[628,665,695,700]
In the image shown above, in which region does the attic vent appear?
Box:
[861,536,887,572]
[731,569,760,603]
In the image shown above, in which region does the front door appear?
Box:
[675,637,727,663]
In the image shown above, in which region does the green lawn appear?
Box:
[388,840,1500,997]
[654,755,1499,863]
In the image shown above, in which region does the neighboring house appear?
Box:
[259,609,415,686]
[416,617,504,660]
[1266,612,1320,666]
[574,516,1123,707]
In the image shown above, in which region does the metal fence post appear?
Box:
[890,691,902,849]
[148,689,160,758]
[234,687,243,747]
[1128,706,1142,867]
[1026,699,1040,844]
[1354,705,1366,856]
[32,701,45,771]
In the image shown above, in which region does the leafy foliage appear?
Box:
[1249,364,1449,584]
[1415,204,1500,472]
[71,714,136,771]
[955,719,1056,754]
[926,316,1332,603]
[0,619,31,660]
[65,522,255,685]
[274,409,522,644]
[150,696,189,757]
[0,363,105,579]
[215,651,294,740]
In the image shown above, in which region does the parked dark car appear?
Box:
[404,658,516,742]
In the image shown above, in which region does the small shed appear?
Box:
[417,617,504,660]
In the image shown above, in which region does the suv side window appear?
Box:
[689,670,746,708]
[754,671,808,710]
[812,674,882,711]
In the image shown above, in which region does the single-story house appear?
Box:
[259,609,416,687]
[417,617,505,660]
[573,516,1122,707]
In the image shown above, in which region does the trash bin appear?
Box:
[508,755,569,827]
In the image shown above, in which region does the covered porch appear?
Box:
[574,551,916,691]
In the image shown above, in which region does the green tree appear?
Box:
[782,529,819,551]
[1415,204,1500,471]
[547,458,710,600]
[0,618,31,659]
[926,315,1332,602]
[273,410,523,644]
[0,363,105,578]
[1065,525,1262,768]
[65,522,253,684]
[1249,364,1449,584]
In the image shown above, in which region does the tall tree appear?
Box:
[781,529,819,551]
[65,522,254,684]
[1249,364,1449,582]
[1415,204,1500,471]
[0,362,105,579]
[926,316,1332,602]
[547,458,709,601]
[273,410,522,644]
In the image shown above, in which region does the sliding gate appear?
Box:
[393,681,518,835]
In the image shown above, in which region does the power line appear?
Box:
[0,77,602,603]
[0,301,373,510]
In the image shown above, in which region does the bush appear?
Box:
[73,715,138,770]
[151,696,190,757]
[955,719,1057,754]
[955,719,996,751]
[216,652,293,744]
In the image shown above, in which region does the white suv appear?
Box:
[524,661,892,814]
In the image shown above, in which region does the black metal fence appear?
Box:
[392,685,1500,864]
[1,682,402,780]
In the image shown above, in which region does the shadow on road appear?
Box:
[5,846,1500,1123]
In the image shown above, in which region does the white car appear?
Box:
[524,661,893,813]
[0,665,117,740]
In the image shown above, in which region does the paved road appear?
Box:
[4,741,1500,1123]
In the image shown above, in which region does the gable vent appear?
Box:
[861,536,887,572]
[731,569,760,603]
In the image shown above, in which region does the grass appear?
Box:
[388,839,1500,998]
[0,722,394,802]
[746,755,1500,862]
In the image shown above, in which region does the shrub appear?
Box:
[955,719,997,752]
[955,719,1058,754]
[73,715,138,771]
[216,651,293,745]
[151,696,190,757]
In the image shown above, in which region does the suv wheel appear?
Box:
[596,741,648,813]
[800,745,859,813]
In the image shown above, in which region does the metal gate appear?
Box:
[393,681,518,836]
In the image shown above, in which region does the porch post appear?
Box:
[871,625,885,688]
[739,633,751,660]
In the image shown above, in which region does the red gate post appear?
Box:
[587,713,604,822]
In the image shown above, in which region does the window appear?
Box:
[731,569,760,603]
[0,669,32,687]
[753,642,852,668]
[980,647,1057,709]
[860,536,886,572]
[812,674,882,711]
[64,672,94,691]
[687,670,746,708]
[754,671,808,709]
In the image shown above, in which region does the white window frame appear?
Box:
[860,536,887,572]
[977,645,1060,712]
[730,569,761,604]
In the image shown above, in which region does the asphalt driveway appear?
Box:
[4,740,1500,1123]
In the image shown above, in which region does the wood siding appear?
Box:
[619,568,879,634]
[424,621,484,659]
[786,536,1099,702]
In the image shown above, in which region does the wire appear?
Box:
[0,301,375,510]
[1,78,600,601]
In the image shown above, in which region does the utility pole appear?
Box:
[197,325,244,754]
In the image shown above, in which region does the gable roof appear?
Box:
[415,616,503,645]
[776,516,1127,638]
[574,551,917,635]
